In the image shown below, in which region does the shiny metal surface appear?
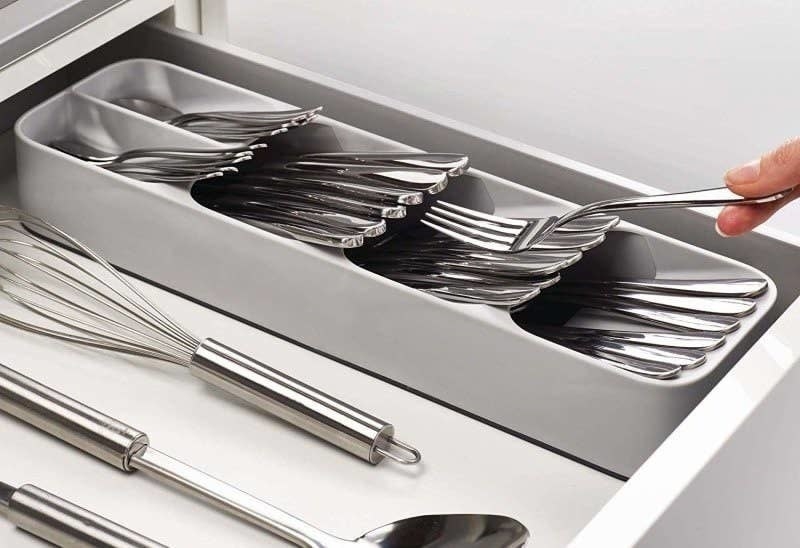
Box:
[555,277,769,298]
[285,162,450,195]
[0,364,520,547]
[0,366,438,547]
[0,482,12,517]
[190,339,419,465]
[50,139,260,183]
[0,364,516,547]
[529,325,726,351]
[130,448,528,547]
[301,152,470,176]
[50,139,259,163]
[0,364,147,471]
[2,482,167,547]
[534,294,741,333]
[512,272,771,379]
[548,289,757,317]
[422,187,791,252]
[112,98,322,143]
[232,174,425,205]
[0,207,417,464]
[406,275,557,307]
[559,338,702,378]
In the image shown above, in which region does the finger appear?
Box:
[716,186,800,236]
[725,137,800,197]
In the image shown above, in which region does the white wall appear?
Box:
[227,0,800,233]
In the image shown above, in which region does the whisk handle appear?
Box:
[189,339,417,465]
[0,364,148,472]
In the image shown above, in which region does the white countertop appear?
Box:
[0,219,621,546]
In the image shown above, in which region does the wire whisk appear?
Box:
[0,207,198,366]
[0,206,420,465]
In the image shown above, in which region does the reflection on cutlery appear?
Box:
[0,480,167,547]
[283,162,451,194]
[300,151,470,176]
[531,294,741,333]
[0,365,528,548]
[528,325,726,351]
[51,139,258,183]
[546,288,757,317]
[555,278,769,298]
[113,97,322,143]
[422,187,791,252]
[0,207,419,464]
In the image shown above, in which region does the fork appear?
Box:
[112,97,322,142]
[51,139,264,163]
[51,139,260,183]
[422,186,792,252]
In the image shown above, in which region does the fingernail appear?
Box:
[715,221,732,238]
[725,159,761,186]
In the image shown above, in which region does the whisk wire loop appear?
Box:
[0,207,200,364]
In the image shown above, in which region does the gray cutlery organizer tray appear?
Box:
[14,59,777,478]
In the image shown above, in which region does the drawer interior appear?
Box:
[1,16,799,547]
[13,54,780,482]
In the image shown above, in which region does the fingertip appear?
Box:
[716,207,741,237]
[724,158,761,188]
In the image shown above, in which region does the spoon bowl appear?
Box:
[353,514,530,547]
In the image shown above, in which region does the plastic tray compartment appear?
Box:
[14,59,777,477]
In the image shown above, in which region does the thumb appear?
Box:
[725,137,800,197]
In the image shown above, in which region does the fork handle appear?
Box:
[559,186,792,226]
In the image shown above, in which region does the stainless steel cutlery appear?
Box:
[422,187,791,252]
[553,277,769,298]
[51,139,264,183]
[112,97,322,143]
[0,365,528,547]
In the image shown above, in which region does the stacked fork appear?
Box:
[51,139,265,183]
[349,215,617,306]
[113,98,323,143]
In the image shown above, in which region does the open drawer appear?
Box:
[2,7,800,548]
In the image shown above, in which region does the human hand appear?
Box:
[717,138,800,236]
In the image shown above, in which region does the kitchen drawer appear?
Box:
[2,10,800,548]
